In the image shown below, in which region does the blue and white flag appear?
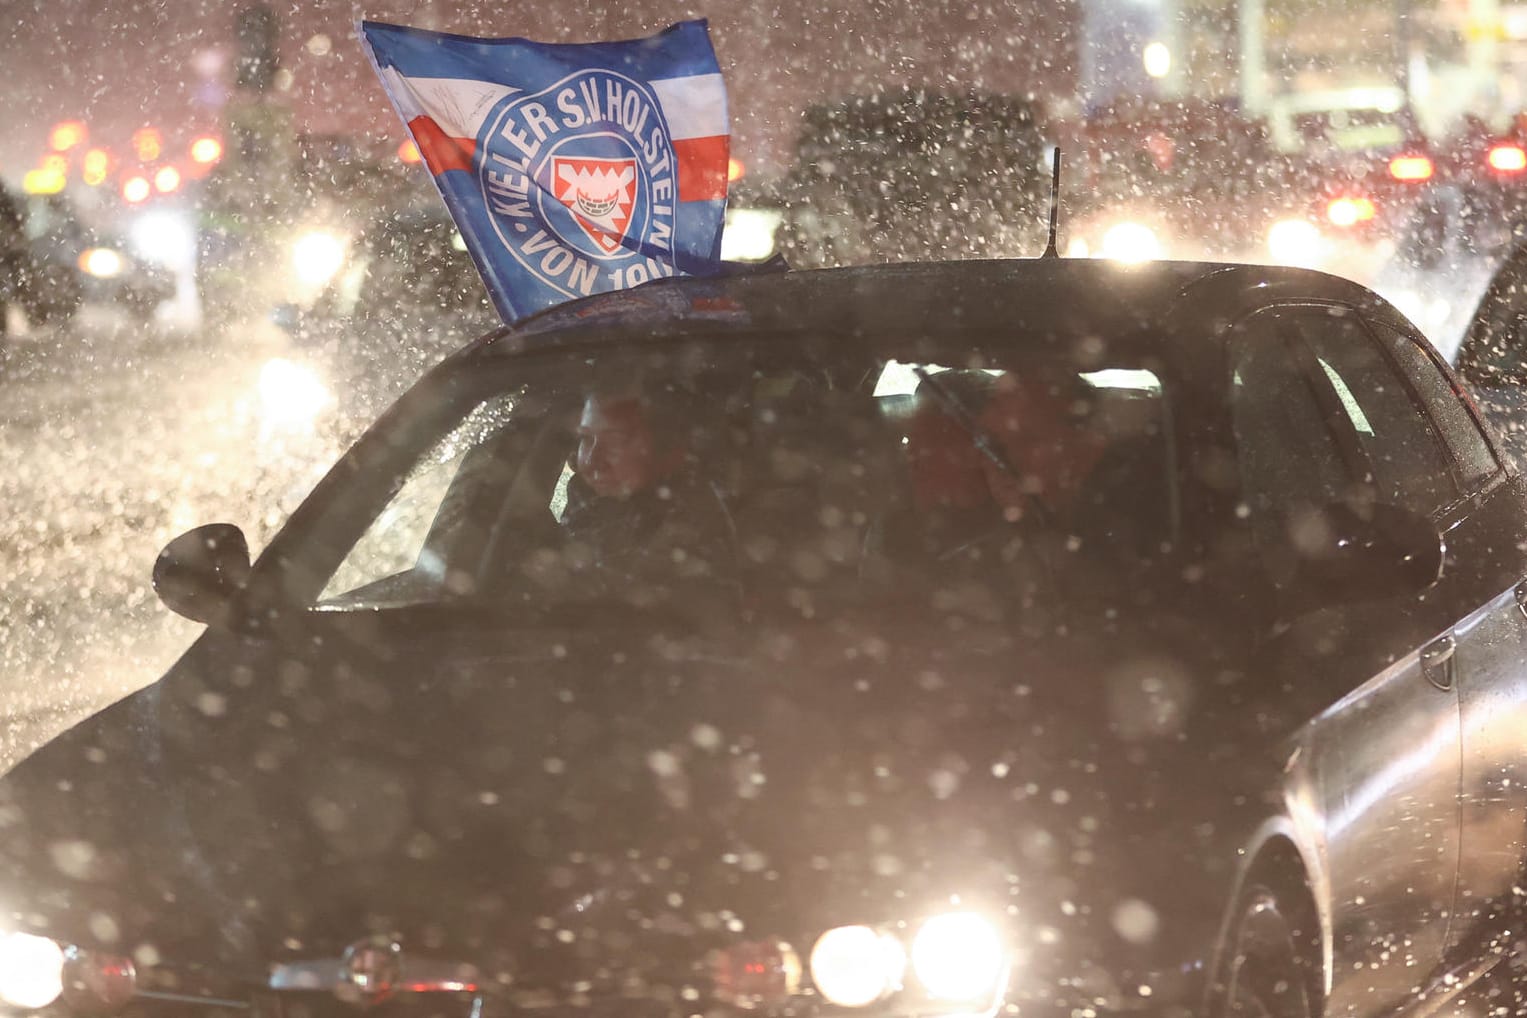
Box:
[360,19,730,323]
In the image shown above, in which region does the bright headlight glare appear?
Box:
[1267,219,1323,268]
[292,230,347,287]
[79,247,125,279]
[1101,222,1161,263]
[809,925,905,1007]
[258,357,332,433]
[0,931,66,1008]
[720,208,783,262]
[910,912,1006,1002]
[129,210,196,268]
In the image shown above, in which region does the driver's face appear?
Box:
[576,396,659,498]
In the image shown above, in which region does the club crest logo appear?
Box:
[479,69,679,299]
[553,156,637,255]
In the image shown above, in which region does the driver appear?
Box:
[560,381,736,605]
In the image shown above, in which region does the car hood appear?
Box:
[0,605,1273,1002]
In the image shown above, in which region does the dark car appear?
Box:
[1448,238,1527,466]
[0,182,26,334]
[1054,98,1313,267]
[769,89,1051,269]
[15,193,175,327]
[1387,115,1527,282]
[1,258,1524,1018]
[1263,92,1439,278]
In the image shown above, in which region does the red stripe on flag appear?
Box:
[674,135,729,202]
[408,116,476,175]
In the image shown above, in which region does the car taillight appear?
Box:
[60,948,136,1016]
[711,939,802,1008]
[1489,143,1527,174]
[1327,197,1376,227]
[1389,155,1434,182]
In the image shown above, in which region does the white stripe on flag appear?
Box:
[650,73,728,141]
[382,67,517,138]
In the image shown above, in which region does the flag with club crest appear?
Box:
[360,19,730,324]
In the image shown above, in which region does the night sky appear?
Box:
[0,0,1079,186]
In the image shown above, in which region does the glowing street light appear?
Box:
[1143,42,1172,79]
[398,138,422,164]
[122,176,151,203]
[154,166,181,193]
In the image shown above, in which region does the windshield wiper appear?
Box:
[909,365,1052,528]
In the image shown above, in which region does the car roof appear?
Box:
[476,258,1384,361]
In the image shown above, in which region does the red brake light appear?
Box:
[1327,197,1376,227]
[710,939,802,1008]
[1389,155,1434,182]
[1489,144,1527,173]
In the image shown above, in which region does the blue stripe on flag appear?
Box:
[360,20,720,84]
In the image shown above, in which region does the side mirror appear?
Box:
[1283,501,1444,607]
[153,523,251,626]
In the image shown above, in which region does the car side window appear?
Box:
[1368,321,1499,493]
[318,395,519,604]
[1288,311,1460,516]
[317,438,477,604]
[1229,314,1352,550]
[1229,308,1464,563]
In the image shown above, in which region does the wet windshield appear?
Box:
[266,338,1173,616]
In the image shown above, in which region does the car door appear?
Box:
[1227,304,1469,1015]
[1364,316,1527,967]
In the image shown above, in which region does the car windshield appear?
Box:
[261,333,1174,617]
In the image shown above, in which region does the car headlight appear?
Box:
[1266,219,1324,268]
[292,230,348,287]
[128,210,197,269]
[258,357,332,434]
[78,247,125,279]
[720,208,783,262]
[0,931,65,1009]
[1101,222,1161,263]
[809,925,907,1007]
[910,912,1006,1002]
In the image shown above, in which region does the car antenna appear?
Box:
[1042,146,1062,258]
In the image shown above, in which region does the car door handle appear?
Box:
[1421,635,1456,692]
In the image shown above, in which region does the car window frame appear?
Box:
[1226,307,1370,551]
[1302,310,1468,518]
[249,323,1197,614]
[1235,300,1480,524]
[1363,316,1506,502]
